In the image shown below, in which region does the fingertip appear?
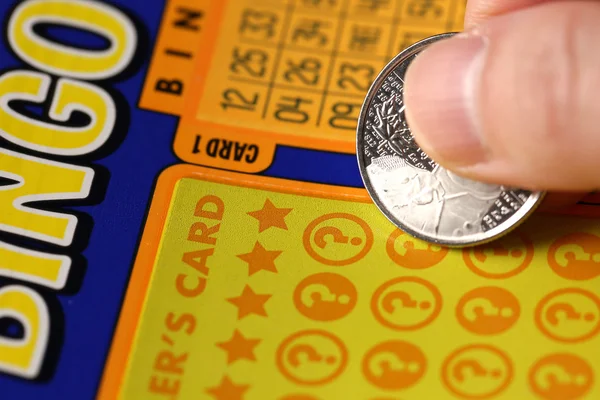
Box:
[406,2,600,192]
[404,33,488,167]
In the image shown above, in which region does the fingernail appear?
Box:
[404,33,487,166]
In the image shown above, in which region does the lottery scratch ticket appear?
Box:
[99,165,600,400]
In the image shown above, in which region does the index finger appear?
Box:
[465,0,554,28]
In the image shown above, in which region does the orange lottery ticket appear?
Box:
[139,0,466,173]
[99,165,600,400]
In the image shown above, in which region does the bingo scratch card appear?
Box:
[1,1,600,400]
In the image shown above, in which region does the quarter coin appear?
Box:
[356,33,545,247]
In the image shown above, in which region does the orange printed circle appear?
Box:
[462,233,534,279]
[456,287,521,335]
[386,229,449,269]
[303,213,373,266]
[528,353,594,400]
[547,232,600,281]
[276,330,348,386]
[362,340,427,390]
[371,277,442,331]
[441,344,513,399]
[535,288,600,343]
[293,273,358,321]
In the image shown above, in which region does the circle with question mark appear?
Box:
[535,288,600,343]
[528,353,594,400]
[547,232,600,281]
[371,276,442,331]
[303,213,373,266]
[362,340,427,390]
[441,344,513,399]
[293,273,358,321]
[462,233,534,279]
[386,229,449,269]
[456,287,521,335]
[276,329,348,385]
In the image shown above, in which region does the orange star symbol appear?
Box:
[247,199,293,233]
[227,285,271,319]
[206,376,249,400]
[216,329,261,364]
[237,241,282,276]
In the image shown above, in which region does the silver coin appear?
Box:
[356,33,545,247]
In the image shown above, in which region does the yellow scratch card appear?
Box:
[99,165,600,400]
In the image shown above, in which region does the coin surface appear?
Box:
[356,33,545,247]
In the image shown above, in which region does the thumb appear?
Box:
[403,1,600,192]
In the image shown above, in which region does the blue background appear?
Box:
[0,0,364,398]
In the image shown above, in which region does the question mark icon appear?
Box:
[372,277,442,331]
[453,359,502,382]
[303,213,373,266]
[463,233,534,279]
[474,243,523,262]
[382,291,431,313]
[386,230,449,269]
[314,226,362,249]
[375,352,421,376]
[457,287,521,335]
[277,330,348,386]
[548,233,600,281]
[287,344,336,367]
[362,341,427,390]
[536,289,600,343]
[301,284,350,307]
[557,244,600,264]
[294,273,358,322]
[464,297,514,321]
[545,302,596,326]
[442,345,513,398]
[529,354,595,400]
[539,364,588,389]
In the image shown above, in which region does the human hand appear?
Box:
[403,0,600,201]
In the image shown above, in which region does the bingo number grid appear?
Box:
[192,0,466,141]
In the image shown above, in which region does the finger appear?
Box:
[465,0,555,28]
[403,2,600,192]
